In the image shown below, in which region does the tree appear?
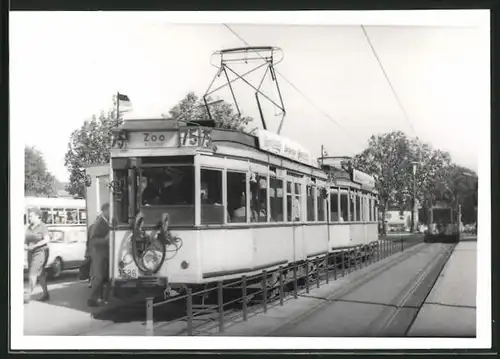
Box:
[64,97,120,198]
[351,131,414,219]
[351,131,454,223]
[432,164,478,224]
[25,146,58,197]
[163,92,253,131]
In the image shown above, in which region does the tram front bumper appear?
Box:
[113,276,169,289]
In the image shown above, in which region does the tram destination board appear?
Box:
[178,127,212,149]
[111,127,213,150]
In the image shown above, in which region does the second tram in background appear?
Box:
[86,119,379,299]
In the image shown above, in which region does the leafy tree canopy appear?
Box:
[351,131,476,217]
[25,146,58,197]
[163,92,253,131]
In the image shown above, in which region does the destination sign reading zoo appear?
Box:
[141,132,177,148]
[111,128,213,150]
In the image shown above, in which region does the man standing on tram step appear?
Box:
[87,203,111,307]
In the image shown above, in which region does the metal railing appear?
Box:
[144,235,423,336]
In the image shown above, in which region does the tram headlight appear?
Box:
[122,253,133,265]
[142,249,162,272]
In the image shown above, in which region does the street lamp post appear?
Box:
[410,161,419,232]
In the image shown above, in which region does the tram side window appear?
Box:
[330,189,339,222]
[113,170,129,225]
[361,196,365,222]
[370,198,374,222]
[227,171,247,223]
[368,197,372,222]
[286,182,301,222]
[349,192,356,221]
[250,174,267,223]
[201,169,224,225]
[317,188,326,221]
[286,181,292,222]
[306,185,315,221]
[340,192,348,222]
[269,178,284,222]
[355,193,361,222]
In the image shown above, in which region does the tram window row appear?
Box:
[111,159,379,227]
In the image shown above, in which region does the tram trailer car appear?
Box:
[85,118,379,299]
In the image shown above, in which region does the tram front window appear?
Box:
[138,166,195,226]
[113,164,196,226]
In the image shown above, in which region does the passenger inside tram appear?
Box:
[227,172,246,223]
[250,175,267,222]
[232,192,246,222]
[140,176,158,206]
[140,167,185,206]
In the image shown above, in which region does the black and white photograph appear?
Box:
[10,10,490,351]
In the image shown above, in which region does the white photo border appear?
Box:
[10,9,491,351]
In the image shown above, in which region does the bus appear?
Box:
[24,196,87,227]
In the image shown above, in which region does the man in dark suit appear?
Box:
[87,203,111,307]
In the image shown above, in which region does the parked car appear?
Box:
[24,226,88,278]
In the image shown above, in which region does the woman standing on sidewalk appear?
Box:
[24,207,50,304]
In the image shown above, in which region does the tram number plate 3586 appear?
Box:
[119,268,138,279]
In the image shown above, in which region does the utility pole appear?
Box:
[410,161,418,232]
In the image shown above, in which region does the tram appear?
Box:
[423,202,461,243]
[85,121,379,299]
[85,46,379,299]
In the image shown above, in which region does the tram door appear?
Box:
[85,165,110,229]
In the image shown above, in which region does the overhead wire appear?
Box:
[222,23,365,154]
[360,25,418,138]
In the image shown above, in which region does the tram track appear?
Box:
[154,238,428,336]
[88,237,429,336]
[266,242,456,337]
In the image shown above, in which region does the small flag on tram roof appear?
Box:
[117,93,132,113]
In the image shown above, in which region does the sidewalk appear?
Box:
[24,280,118,336]
[407,240,477,337]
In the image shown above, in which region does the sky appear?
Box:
[11,11,489,181]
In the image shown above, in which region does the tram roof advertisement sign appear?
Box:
[352,169,376,190]
[256,129,315,167]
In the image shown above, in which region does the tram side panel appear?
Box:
[302,224,330,258]
[252,226,295,269]
[329,224,351,249]
[349,223,367,246]
[199,228,253,282]
[367,223,378,243]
